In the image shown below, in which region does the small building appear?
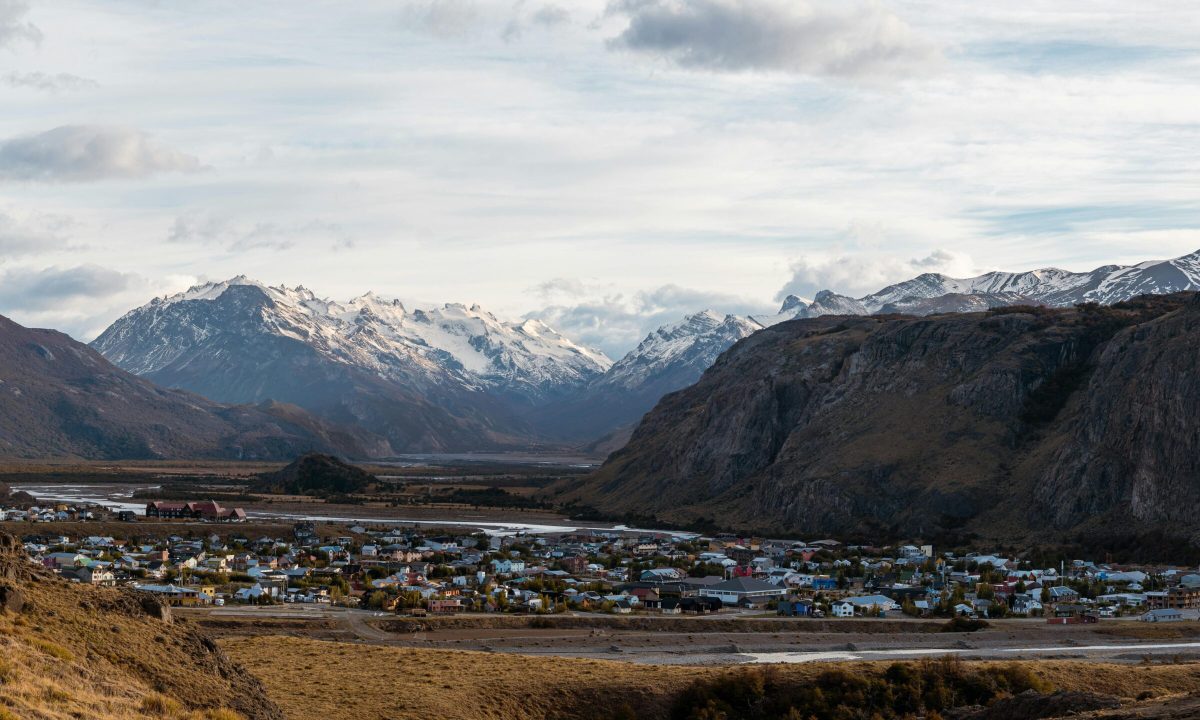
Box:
[699,577,788,607]
[1142,608,1184,623]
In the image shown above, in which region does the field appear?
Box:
[223,636,1200,720]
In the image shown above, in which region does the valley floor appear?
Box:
[220,635,1200,720]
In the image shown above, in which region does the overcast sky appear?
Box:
[1,0,1198,357]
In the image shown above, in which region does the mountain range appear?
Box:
[566,292,1200,548]
[90,278,762,454]
[11,247,1200,461]
[755,248,1200,324]
[0,313,369,460]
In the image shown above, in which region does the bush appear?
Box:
[670,659,1050,720]
[941,616,990,633]
[140,692,183,716]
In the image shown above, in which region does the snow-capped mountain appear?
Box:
[597,311,763,392]
[96,276,610,399]
[756,248,1200,324]
[92,277,612,453]
[536,311,763,442]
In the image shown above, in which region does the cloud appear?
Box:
[503,3,572,42]
[528,280,774,357]
[531,4,570,27]
[0,264,186,340]
[0,0,40,48]
[606,0,938,78]
[0,211,73,259]
[0,264,134,312]
[2,71,98,92]
[0,125,200,182]
[400,0,481,39]
[167,213,352,253]
[775,249,976,301]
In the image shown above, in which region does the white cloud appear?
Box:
[606,0,939,78]
[0,126,200,182]
[529,279,774,357]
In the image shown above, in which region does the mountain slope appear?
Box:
[568,294,1200,548]
[92,279,611,453]
[0,533,282,719]
[533,312,763,441]
[757,248,1200,324]
[92,279,767,450]
[0,313,371,460]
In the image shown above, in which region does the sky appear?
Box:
[1,0,1198,357]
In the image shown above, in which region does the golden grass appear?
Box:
[0,573,261,720]
[223,636,1200,720]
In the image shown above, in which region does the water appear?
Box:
[13,483,695,538]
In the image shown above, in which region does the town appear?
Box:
[9,498,1198,626]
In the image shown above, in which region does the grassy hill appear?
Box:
[0,534,281,720]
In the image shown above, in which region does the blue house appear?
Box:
[777,599,815,617]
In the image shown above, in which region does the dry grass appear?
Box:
[0,559,270,720]
[223,636,1200,720]
[1096,622,1200,640]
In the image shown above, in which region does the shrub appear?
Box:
[941,616,989,633]
[140,692,183,716]
[670,660,1052,720]
[30,638,74,662]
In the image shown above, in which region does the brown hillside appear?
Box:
[0,533,281,720]
[0,313,376,461]
[564,294,1200,550]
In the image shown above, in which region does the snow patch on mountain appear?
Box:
[95,277,612,400]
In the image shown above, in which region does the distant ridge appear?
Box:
[755,248,1200,325]
[0,313,373,460]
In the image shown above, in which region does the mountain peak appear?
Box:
[779,294,808,313]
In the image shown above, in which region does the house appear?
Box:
[1145,587,1200,610]
[1047,586,1080,603]
[777,599,815,617]
[61,566,116,586]
[491,559,526,575]
[699,577,788,607]
[841,595,900,613]
[146,501,246,522]
[831,601,855,618]
[430,598,465,615]
[1142,608,1184,623]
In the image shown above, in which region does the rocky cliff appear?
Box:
[568,294,1200,549]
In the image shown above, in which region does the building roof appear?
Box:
[707,577,784,593]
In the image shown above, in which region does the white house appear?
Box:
[831,601,855,618]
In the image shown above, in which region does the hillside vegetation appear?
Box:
[224,636,1200,720]
[251,453,377,496]
[0,534,281,720]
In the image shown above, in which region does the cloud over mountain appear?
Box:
[0,0,40,48]
[606,0,938,78]
[0,125,200,182]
